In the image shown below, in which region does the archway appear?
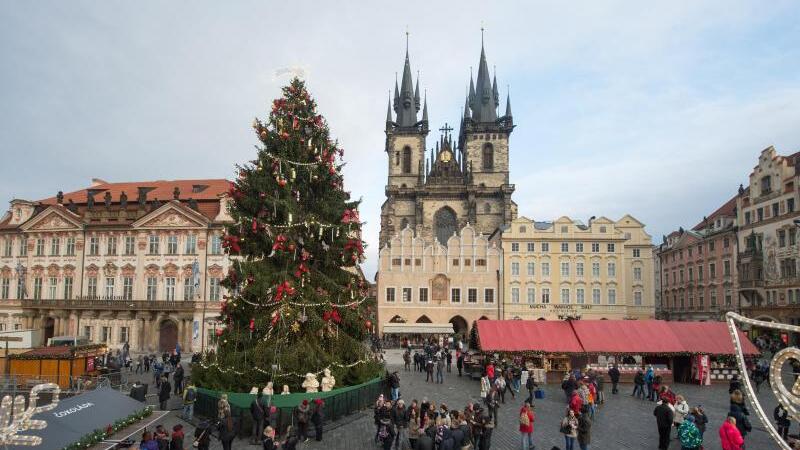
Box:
[158,319,178,353]
[537,318,547,321]
[478,316,489,321]
[449,315,468,336]
[44,317,55,344]
[416,315,432,323]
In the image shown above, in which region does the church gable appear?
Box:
[20,206,83,232]
[132,201,208,229]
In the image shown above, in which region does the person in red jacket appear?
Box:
[486,362,495,382]
[519,402,535,449]
[569,390,583,416]
[719,415,744,450]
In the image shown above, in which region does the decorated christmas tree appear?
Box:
[192,78,382,392]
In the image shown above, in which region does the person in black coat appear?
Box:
[311,399,324,442]
[456,352,464,376]
[608,364,621,394]
[479,414,493,450]
[415,424,434,450]
[729,374,742,394]
[653,400,674,450]
[775,403,791,440]
[250,392,266,444]
[158,376,171,410]
[730,404,752,439]
[446,351,453,373]
[173,364,184,395]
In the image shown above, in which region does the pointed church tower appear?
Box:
[381,35,430,246]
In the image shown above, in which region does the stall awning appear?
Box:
[382,323,454,334]
[476,320,584,353]
[571,320,686,354]
[665,321,760,356]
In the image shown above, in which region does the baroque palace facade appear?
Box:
[0,178,231,353]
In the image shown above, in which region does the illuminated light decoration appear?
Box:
[196,357,372,380]
[0,383,61,447]
[726,312,800,450]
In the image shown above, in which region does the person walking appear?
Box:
[728,401,751,444]
[446,350,452,373]
[503,368,516,401]
[392,399,409,450]
[436,356,445,384]
[456,351,464,377]
[644,366,655,402]
[518,402,534,450]
[654,397,674,450]
[594,373,604,405]
[494,375,508,404]
[480,374,491,401]
[775,403,790,441]
[562,375,577,402]
[632,370,645,399]
[219,407,235,450]
[311,399,324,442]
[486,362,495,383]
[674,395,689,437]
[158,376,171,411]
[560,408,579,450]
[293,399,311,443]
[678,414,702,450]
[719,416,744,450]
[577,407,592,450]
[403,349,411,371]
[250,391,266,444]
[389,371,401,401]
[425,357,434,383]
[608,364,620,394]
[525,374,538,405]
[485,387,500,427]
[690,406,708,438]
[173,363,184,395]
[182,381,197,421]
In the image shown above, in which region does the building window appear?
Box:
[592,262,600,278]
[576,262,584,277]
[773,203,780,217]
[634,291,642,306]
[434,207,457,246]
[607,243,615,252]
[709,263,716,279]
[124,236,136,255]
[709,240,715,251]
[19,238,27,256]
[698,266,703,281]
[105,236,116,255]
[50,238,60,256]
[48,277,57,299]
[165,277,176,301]
[65,237,75,256]
[608,288,616,305]
[592,288,601,304]
[511,262,519,276]
[541,288,550,304]
[391,258,401,267]
[723,260,731,276]
[527,243,535,252]
[634,267,642,281]
[725,290,732,306]
[209,277,221,301]
[482,143,494,169]
[761,175,772,195]
[576,242,584,253]
[484,288,494,303]
[698,292,704,307]
[210,235,222,255]
[16,278,24,299]
[561,226,568,233]
[415,258,422,266]
[86,277,97,299]
[511,287,520,303]
[167,236,178,255]
[468,288,478,303]
[527,262,535,276]
[61,277,72,299]
[123,277,133,300]
[451,258,460,267]
[35,238,45,256]
[101,326,111,343]
[185,235,197,254]
[779,230,787,247]
[576,288,585,304]
[561,242,569,252]
[88,237,99,256]
[2,238,11,257]
[146,277,157,301]
[710,289,717,306]
[788,198,796,213]
[148,235,160,255]
[104,277,114,299]
[560,288,569,304]
[688,293,694,308]
[633,248,641,258]
[591,243,599,253]
[419,287,428,303]
[385,287,395,303]
[0,278,9,299]
[561,262,570,276]
[541,242,550,252]
[745,211,751,224]
[511,243,519,252]
[527,288,535,304]
[402,287,412,302]
[679,269,684,283]
[451,288,461,303]
[476,259,486,267]
[542,262,550,277]
[688,267,694,281]
[607,262,616,277]
[791,230,797,246]
[184,278,195,301]
[119,327,129,344]
[402,146,411,174]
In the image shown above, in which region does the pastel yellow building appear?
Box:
[495,215,655,320]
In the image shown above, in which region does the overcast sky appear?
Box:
[2,1,800,278]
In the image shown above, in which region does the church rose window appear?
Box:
[435,207,457,245]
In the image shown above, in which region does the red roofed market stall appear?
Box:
[475,319,759,385]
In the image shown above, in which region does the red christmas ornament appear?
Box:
[364,320,372,330]
[215,329,223,337]
[277,178,287,187]
[249,318,255,331]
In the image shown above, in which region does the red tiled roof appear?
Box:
[38,179,231,205]
[692,195,737,231]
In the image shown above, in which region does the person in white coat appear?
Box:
[673,394,689,437]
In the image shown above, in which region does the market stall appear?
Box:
[7,344,107,389]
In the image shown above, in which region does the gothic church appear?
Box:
[379,39,517,247]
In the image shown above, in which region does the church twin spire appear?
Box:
[387,34,428,132]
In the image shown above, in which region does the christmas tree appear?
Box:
[192,78,382,392]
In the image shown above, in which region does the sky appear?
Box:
[1,1,800,278]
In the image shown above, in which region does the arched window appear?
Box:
[402,146,412,174]
[483,203,491,214]
[434,207,457,245]
[400,218,409,229]
[482,143,494,170]
[395,151,400,166]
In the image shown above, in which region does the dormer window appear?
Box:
[191,185,208,193]
[761,176,772,195]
